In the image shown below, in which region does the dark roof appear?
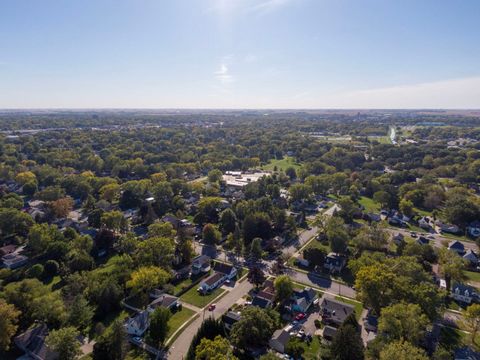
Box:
[127,310,149,331]
[294,287,316,303]
[149,294,178,309]
[322,325,338,339]
[321,298,355,324]
[192,255,211,266]
[325,253,346,267]
[204,272,224,286]
[271,329,290,345]
[14,324,56,360]
[449,240,465,250]
[213,262,235,275]
[455,346,480,360]
[257,290,275,302]
[0,244,16,255]
[223,311,241,325]
[252,296,272,308]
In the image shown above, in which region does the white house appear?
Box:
[269,329,290,353]
[199,272,225,293]
[213,262,237,280]
[125,310,149,336]
[323,253,346,273]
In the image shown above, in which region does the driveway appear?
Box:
[167,279,253,360]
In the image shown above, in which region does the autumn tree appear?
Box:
[0,300,21,351]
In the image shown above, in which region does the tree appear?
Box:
[187,318,225,360]
[352,223,389,253]
[329,319,364,360]
[207,169,223,183]
[101,210,128,233]
[148,222,176,238]
[248,266,266,288]
[26,264,44,279]
[68,295,94,334]
[135,236,175,268]
[464,303,480,343]
[260,354,281,360]
[378,303,429,345]
[274,275,293,303]
[49,197,74,218]
[326,216,348,254]
[289,183,311,203]
[285,167,297,180]
[127,266,170,295]
[399,199,414,217]
[0,208,34,237]
[230,307,279,349]
[379,341,428,360]
[438,247,465,291]
[354,264,395,314]
[195,335,238,360]
[303,247,326,267]
[44,260,59,277]
[250,237,263,260]
[99,183,120,202]
[285,337,305,358]
[0,300,20,351]
[147,307,171,347]
[338,197,357,223]
[93,319,128,360]
[373,190,393,209]
[46,327,81,360]
[202,223,221,245]
[219,208,236,235]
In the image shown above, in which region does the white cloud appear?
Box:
[244,54,258,63]
[214,63,235,84]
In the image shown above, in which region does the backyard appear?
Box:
[167,307,196,338]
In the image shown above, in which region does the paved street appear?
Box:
[167,279,253,360]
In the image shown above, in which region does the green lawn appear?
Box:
[167,307,196,337]
[261,156,302,172]
[335,296,363,320]
[302,335,322,359]
[358,196,381,213]
[173,273,208,296]
[180,286,226,308]
[466,271,480,283]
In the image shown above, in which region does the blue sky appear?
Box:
[1,0,480,108]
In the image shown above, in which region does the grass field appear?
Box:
[466,271,480,283]
[358,196,381,213]
[167,307,196,338]
[180,286,226,308]
[335,296,363,320]
[262,156,302,172]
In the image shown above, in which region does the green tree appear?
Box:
[378,303,429,345]
[379,341,428,360]
[135,236,175,268]
[230,307,279,349]
[326,216,348,254]
[93,319,128,360]
[147,307,171,347]
[247,266,266,288]
[207,169,223,183]
[329,319,364,360]
[195,335,238,360]
[127,266,170,295]
[68,295,94,335]
[274,275,293,303]
[285,337,305,358]
[0,300,20,351]
[202,223,221,245]
[464,303,480,343]
[438,247,465,291]
[219,208,237,235]
[186,318,225,360]
[250,237,263,260]
[46,326,81,360]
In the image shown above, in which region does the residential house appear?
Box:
[269,329,290,354]
[14,324,57,360]
[320,298,355,326]
[437,221,461,234]
[468,221,480,238]
[125,310,150,336]
[418,217,431,230]
[454,346,480,360]
[162,215,180,229]
[222,311,241,331]
[148,294,180,312]
[324,253,346,273]
[464,250,478,267]
[191,255,211,275]
[320,325,338,341]
[416,236,430,246]
[392,233,405,246]
[198,272,225,293]
[213,262,237,280]
[0,244,17,256]
[252,290,275,309]
[2,253,28,269]
[449,240,466,255]
[452,283,477,304]
[291,287,317,313]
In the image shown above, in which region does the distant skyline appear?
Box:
[1,0,480,109]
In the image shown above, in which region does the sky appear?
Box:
[1,0,480,109]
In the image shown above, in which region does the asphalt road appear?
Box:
[167,280,253,360]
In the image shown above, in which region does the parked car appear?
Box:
[208,303,216,311]
[295,313,306,321]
